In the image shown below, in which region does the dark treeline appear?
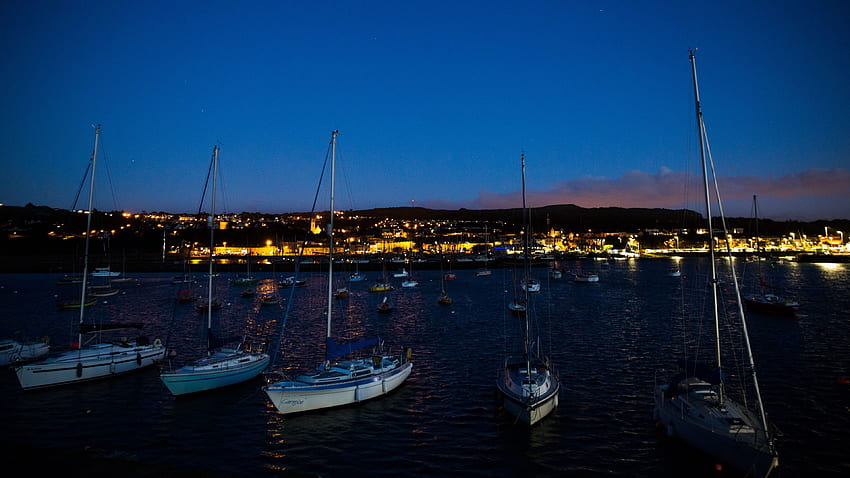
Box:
[2,203,848,259]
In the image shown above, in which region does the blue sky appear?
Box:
[1,1,848,220]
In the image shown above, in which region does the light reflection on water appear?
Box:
[0,260,848,477]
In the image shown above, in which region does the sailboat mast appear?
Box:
[207,145,219,352]
[521,153,531,371]
[690,49,725,404]
[327,131,338,338]
[77,124,100,347]
[754,194,763,291]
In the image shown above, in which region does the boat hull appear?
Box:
[497,362,560,426]
[161,353,270,396]
[15,341,166,390]
[264,361,412,415]
[743,295,799,316]
[499,385,559,425]
[654,385,778,477]
[574,274,599,283]
[0,340,50,366]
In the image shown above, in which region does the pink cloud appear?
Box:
[458,167,849,220]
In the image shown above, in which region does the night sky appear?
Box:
[1,1,848,220]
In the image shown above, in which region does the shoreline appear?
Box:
[1,250,847,274]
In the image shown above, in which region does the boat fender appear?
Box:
[405,348,413,360]
[76,362,83,378]
[154,339,162,348]
[136,353,142,366]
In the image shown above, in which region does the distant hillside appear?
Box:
[3,203,847,237]
[351,204,704,232]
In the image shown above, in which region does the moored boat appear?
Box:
[653,51,778,478]
[160,145,269,396]
[16,125,165,390]
[0,338,50,366]
[574,272,599,283]
[496,153,560,425]
[264,131,411,415]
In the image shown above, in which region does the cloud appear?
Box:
[448,167,850,220]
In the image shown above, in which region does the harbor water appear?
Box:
[1,258,848,477]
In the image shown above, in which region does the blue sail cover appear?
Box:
[326,336,379,361]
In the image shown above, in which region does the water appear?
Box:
[1,259,848,477]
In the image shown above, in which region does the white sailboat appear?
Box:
[401,256,418,288]
[653,50,779,477]
[111,250,133,283]
[496,153,560,425]
[573,271,599,283]
[264,131,412,415]
[160,145,269,396]
[476,223,493,276]
[521,277,541,293]
[507,267,526,315]
[16,125,166,390]
[91,267,120,277]
[437,248,452,305]
[742,195,799,316]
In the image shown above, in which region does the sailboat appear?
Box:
[521,277,541,292]
[259,291,281,305]
[377,294,394,313]
[91,267,120,277]
[476,223,493,276]
[437,281,452,306]
[653,50,779,477]
[333,284,350,299]
[369,260,392,292]
[264,131,412,415]
[176,257,195,303]
[111,250,133,283]
[401,255,419,288]
[16,125,166,390]
[507,267,527,315]
[437,251,452,305]
[573,271,599,283]
[160,145,269,396]
[742,195,799,316]
[0,338,49,366]
[348,261,366,282]
[232,250,258,286]
[89,264,120,297]
[496,153,560,425]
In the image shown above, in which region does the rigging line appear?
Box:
[98,137,121,211]
[703,118,772,437]
[216,151,230,215]
[336,147,358,212]
[161,281,184,372]
[197,150,215,216]
[70,161,92,211]
[268,136,334,373]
